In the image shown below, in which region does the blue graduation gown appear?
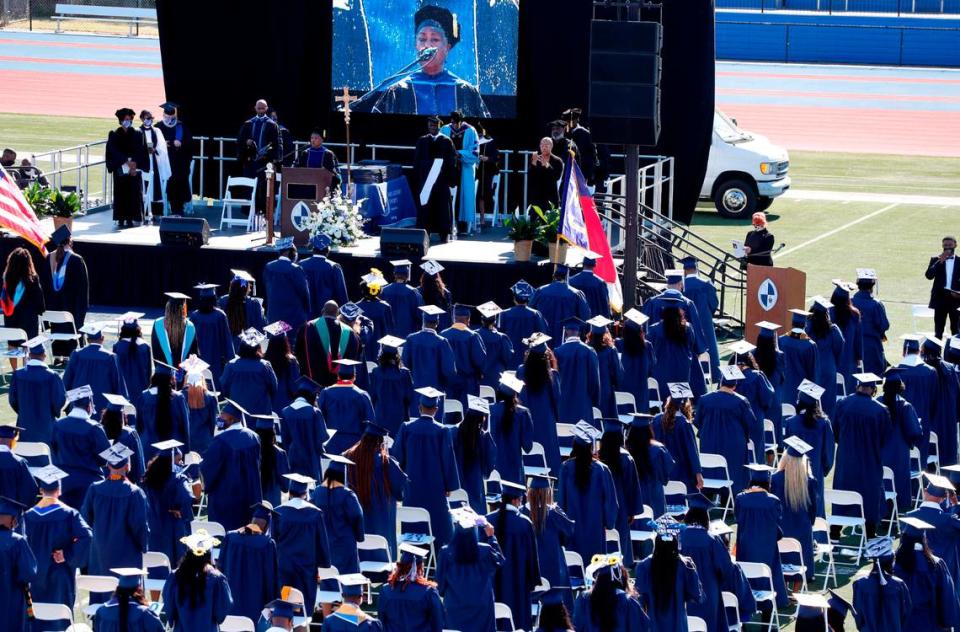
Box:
[279,398,329,481]
[642,288,702,336]
[161,568,233,632]
[881,396,923,511]
[572,589,650,632]
[529,281,591,344]
[760,353,787,443]
[269,356,301,414]
[136,388,191,459]
[635,444,673,524]
[274,498,330,613]
[557,459,618,561]
[358,298,395,362]
[477,327,513,389]
[569,270,611,319]
[380,282,423,339]
[144,473,194,564]
[907,503,960,594]
[220,357,279,417]
[51,411,111,508]
[893,550,959,631]
[440,325,487,406]
[23,499,91,609]
[318,383,376,454]
[647,322,706,402]
[483,507,540,632]
[736,368,775,463]
[217,295,268,348]
[489,402,534,486]
[830,309,864,393]
[263,257,311,333]
[516,366,563,475]
[695,391,754,493]
[683,275,721,381]
[323,610,384,631]
[635,554,704,632]
[402,328,457,392]
[117,426,146,484]
[261,444,290,508]
[0,528,36,632]
[805,324,844,415]
[596,345,624,419]
[113,338,152,408]
[81,477,149,574]
[189,308,235,385]
[63,343,125,411]
[301,254,348,317]
[393,416,461,546]
[378,580,444,632]
[0,447,38,515]
[680,527,738,632]
[9,361,65,444]
[92,598,165,632]
[310,484,364,575]
[900,360,939,465]
[777,334,818,407]
[734,489,788,608]
[833,392,891,524]
[150,318,199,368]
[437,536,504,632]
[616,338,655,414]
[783,414,836,517]
[499,304,548,365]
[852,571,912,632]
[451,424,496,514]
[217,528,280,622]
[522,504,574,597]
[347,455,407,557]
[852,290,890,375]
[554,338,600,425]
[189,392,220,456]
[652,414,701,492]
[369,365,415,435]
[200,425,262,531]
[770,470,817,580]
[932,361,960,467]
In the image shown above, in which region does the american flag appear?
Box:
[0,165,48,255]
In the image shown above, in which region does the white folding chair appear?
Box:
[143,550,171,593]
[564,549,586,591]
[737,561,780,632]
[615,391,637,414]
[283,585,309,628]
[647,376,662,412]
[746,440,757,464]
[523,442,548,475]
[835,373,846,401]
[494,602,516,631]
[31,602,73,627]
[40,310,80,363]
[777,537,807,593]
[910,446,925,508]
[883,466,900,536]
[722,590,742,631]
[605,528,621,555]
[592,407,603,423]
[479,385,496,403]
[630,504,657,549]
[76,574,119,616]
[447,488,470,508]
[0,326,27,381]
[663,481,689,518]
[912,304,935,332]
[813,517,837,589]
[929,431,941,471]
[444,398,464,423]
[530,577,550,619]
[688,616,708,632]
[556,423,576,458]
[699,453,735,522]
[14,441,51,463]
[190,520,226,537]
[220,615,256,632]
[763,419,779,466]
[825,489,867,565]
[781,403,796,419]
[398,505,437,573]
[316,566,342,606]
[699,352,713,389]
[358,533,395,575]
[220,176,257,230]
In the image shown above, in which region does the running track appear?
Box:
[1,31,959,156]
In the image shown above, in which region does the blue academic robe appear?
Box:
[113,338,152,408]
[188,392,220,456]
[647,322,706,402]
[81,477,149,574]
[274,498,330,613]
[652,413,702,492]
[833,392,891,525]
[440,325,487,406]
[805,324,844,415]
[852,571,912,632]
[440,122,479,228]
[569,270,611,319]
[310,484,364,575]
[736,368,775,463]
[553,337,600,425]
[116,426,146,484]
[608,450,645,566]
[261,444,291,508]
[9,361,65,444]
[893,550,959,631]
[0,447,38,516]
[144,472,194,564]
[220,357,279,417]
[830,309,864,393]
[477,327,513,389]
[378,580,444,632]
[881,397,923,511]
[63,343,124,412]
[499,304,548,366]
[557,459,618,562]
[217,295,268,348]
[0,528,36,632]
[279,398,329,481]
[683,275,721,381]
[450,424,496,514]
[403,328,457,393]
[380,282,423,339]
[318,383,376,454]
[437,536,504,632]
[92,598,165,632]
[760,353,787,443]
[635,554,704,632]
[150,318,198,368]
[358,298,395,362]
[900,359,940,465]
[680,527,738,632]
[218,528,280,622]
[269,357,301,414]
[643,288,705,350]
[734,489,788,608]
[932,361,960,467]
[189,308,235,385]
[200,425,262,531]
[516,366,563,475]
[596,345,624,419]
[907,503,960,595]
[483,507,540,632]
[263,257,311,334]
[777,334,818,407]
[301,254,348,317]
[161,568,233,632]
[347,455,407,557]
[529,281,591,344]
[522,504,574,599]
[616,338,656,414]
[783,414,836,517]
[770,470,817,581]
[695,390,754,493]
[136,388,191,460]
[851,290,890,375]
[489,402,533,486]
[369,365,415,435]
[572,589,651,632]
[393,416,461,546]
[51,410,111,508]
[323,609,384,631]
[23,499,91,609]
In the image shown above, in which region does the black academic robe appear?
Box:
[157,120,193,213]
[552,137,578,163]
[413,133,458,238]
[528,155,564,211]
[43,249,89,356]
[745,228,775,266]
[236,116,282,213]
[295,146,342,191]
[295,316,362,387]
[569,125,597,186]
[105,126,148,223]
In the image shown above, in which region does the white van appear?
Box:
[700,110,790,219]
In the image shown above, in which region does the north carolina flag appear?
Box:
[0,165,48,255]
[559,157,622,311]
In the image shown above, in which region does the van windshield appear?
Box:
[715,111,751,144]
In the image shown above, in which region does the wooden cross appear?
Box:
[335,86,359,193]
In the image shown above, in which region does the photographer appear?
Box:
[925,235,960,337]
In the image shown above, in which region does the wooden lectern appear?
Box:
[745,264,806,341]
[280,167,334,246]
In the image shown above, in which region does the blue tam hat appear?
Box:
[587,315,613,336]
[324,453,355,476]
[453,303,472,318]
[561,316,584,334]
[21,335,48,356]
[338,573,369,598]
[511,280,535,301]
[789,309,810,331]
[334,358,361,376]
[339,302,363,323]
[30,464,68,491]
[680,255,697,269]
[554,263,570,279]
[745,463,775,485]
[796,379,824,406]
[571,420,602,446]
[311,232,332,251]
[294,375,322,395]
[686,492,717,511]
[0,496,26,518]
[924,472,955,498]
[363,420,389,438]
[111,567,147,591]
[419,304,445,324]
[399,542,429,565]
[193,283,218,298]
[601,417,626,434]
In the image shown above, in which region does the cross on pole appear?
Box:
[336,87,359,194]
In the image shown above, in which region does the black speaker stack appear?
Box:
[158,216,211,247]
[379,227,430,259]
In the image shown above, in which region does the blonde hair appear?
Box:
[778,453,811,513]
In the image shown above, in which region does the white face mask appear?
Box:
[143,119,153,127]
[163,115,176,125]
[121,120,133,129]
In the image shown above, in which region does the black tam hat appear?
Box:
[426,115,442,125]
[414,5,460,47]
[115,107,136,122]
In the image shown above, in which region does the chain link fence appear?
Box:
[0,0,157,35]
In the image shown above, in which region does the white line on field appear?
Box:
[774,203,900,260]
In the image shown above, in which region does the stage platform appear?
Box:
[0,210,552,310]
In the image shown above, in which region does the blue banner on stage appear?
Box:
[342,164,418,234]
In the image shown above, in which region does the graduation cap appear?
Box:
[338,572,370,597]
[30,464,68,491]
[377,334,405,355]
[414,4,461,47]
[622,308,649,328]
[265,598,302,621]
[831,278,856,294]
[253,412,280,430]
[924,472,955,497]
[852,372,882,387]
[523,332,551,351]
[571,420,602,446]
[755,321,781,338]
[809,296,831,313]
[111,567,148,590]
[231,268,255,285]
[283,473,315,495]
[420,259,444,276]
[180,529,221,556]
[476,301,502,320]
[728,339,756,359]
[362,420,389,438]
[159,101,179,114]
[467,395,490,416]
[511,280,535,301]
[49,224,71,248]
[99,443,134,468]
[390,259,413,274]
[627,413,654,429]
[941,464,960,487]
[708,519,733,538]
[664,269,684,284]
[262,321,292,339]
[274,236,295,251]
[193,282,218,297]
[334,358,361,375]
[667,382,693,400]
[498,372,524,395]
[744,462,775,485]
[452,303,472,319]
[78,322,105,339]
[293,374,322,395]
[585,553,623,580]
[783,435,813,458]
[323,453,355,476]
[180,355,209,377]
[500,480,526,499]
[115,107,136,122]
[680,255,698,269]
[310,232,332,251]
[856,268,877,281]
[239,328,266,348]
[586,315,613,334]
[602,417,627,433]
[547,119,567,129]
[416,386,444,408]
[250,500,277,521]
[922,334,945,353]
[560,316,585,333]
[718,365,745,384]
[560,107,583,121]
[788,308,810,331]
[419,304,446,323]
[450,505,487,529]
[361,270,387,289]
[864,536,895,560]
[164,291,191,302]
[827,589,856,623]
[339,302,363,322]
[66,384,94,404]
[686,492,717,511]
[117,311,145,325]
[527,472,556,490]
[153,357,178,377]
[900,515,935,536]
[796,380,825,406]
[399,542,429,563]
[654,515,683,541]
[102,393,133,412]
[151,439,184,462]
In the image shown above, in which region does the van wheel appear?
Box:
[757,197,773,212]
[714,179,757,219]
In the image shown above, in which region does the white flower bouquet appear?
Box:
[301,194,367,247]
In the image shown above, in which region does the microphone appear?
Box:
[418,47,438,62]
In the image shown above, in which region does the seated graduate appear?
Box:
[530,263,591,344]
[220,269,267,348]
[734,463,788,611]
[853,535,912,632]
[634,519,705,632]
[597,418,644,568]
[217,500,281,623]
[51,385,111,509]
[142,440,193,565]
[572,555,650,632]
[199,400,262,531]
[188,283,234,386]
[651,384,702,493]
[377,543,444,632]
[441,302,487,407]
[402,305,457,393]
[253,413,290,508]
[295,128,342,190]
[450,396,497,514]
[0,424,38,518]
[263,238,311,337]
[296,300,361,387]
[358,269,395,362]
[517,333,563,476]
[553,317,600,426]
[771,436,819,584]
[380,259,424,339]
[91,567,164,632]
[101,392,145,483]
[151,292,199,372]
[437,506,504,632]
[323,574,382,631]
[500,279,549,367]
[162,530,233,632]
[476,301,513,389]
[220,328,278,417]
[489,372,534,487]
[274,473,331,620]
[368,335,416,436]
[260,599,304,632]
[63,322,124,411]
[0,495,35,632]
[300,233,348,318]
[318,358,376,454]
[22,465,92,612]
[893,516,959,631]
[113,312,152,409]
[695,365,754,494]
[623,414,672,526]
[279,375,329,481]
[136,367,191,461]
[8,335,64,444]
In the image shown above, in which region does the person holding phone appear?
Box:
[925,235,960,337]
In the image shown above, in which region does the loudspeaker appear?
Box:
[379,227,429,258]
[159,216,211,247]
[588,19,662,146]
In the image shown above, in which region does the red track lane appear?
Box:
[0,38,158,51]
[717,86,960,105]
[0,55,161,69]
[0,70,165,118]
[717,69,960,85]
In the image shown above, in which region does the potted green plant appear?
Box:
[505,213,537,262]
[23,182,54,218]
[48,189,82,231]
[532,206,567,263]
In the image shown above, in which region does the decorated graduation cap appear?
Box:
[718,364,745,386]
[865,536,894,562]
[511,279,535,301]
[420,259,444,276]
[586,315,613,335]
[239,327,266,348]
[283,473,315,496]
[585,553,623,581]
[622,308,649,329]
[450,505,487,530]
[571,420,602,446]
[755,321,781,338]
[339,302,363,322]
[334,358,361,376]
[180,529,221,556]
[788,308,810,332]
[476,301,502,321]
[118,311,145,326]
[654,515,683,541]
[924,471,955,497]
[361,268,387,288]
[667,382,693,400]
[419,304,446,324]
[783,435,813,458]
[399,542,429,566]
[30,464,68,491]
[831,279,856,299]
[274,236,295,252]
[111,567,147,590]
[856,268,877,282]
[231,268,255,285]
[852,372,882,387]
[416,386,444,408]
[363,420,390,438]
[664,269,684,284]
[744,462,775,485]
[78,322,105,339]
[103,393,133,412]
[99,443,134,468]
[728,339,756,362]
[377,334,405,356]
[180,355,209,377]
[467,394,490,416]
[265,598,302,621]
[0,424,24,439]
[193,282,218,297]
[339,572,370,598]
[523,332,551,352]
[414,4,460,46]
[66,384,94,405]
[796,379,825,406]
[686,492,717,511]
[809,296,831,313]
[262,321,291,339]
[452,303,472,319]
[310,232,332,251]
[498,371,524,395]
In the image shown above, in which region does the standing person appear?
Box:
[216,501,280,622]
[437,508,505,632]
[617,309,655,412]
[113,314,152,409]
[906,473,960,592]
[881,369,923,512]
[681,255,721,382]
[647,302,707,403]
[42,225,89,359]
[651,387,703,492]
[852,268,890,375]
[680,495,740,632]
[553,317,600,425]
[754,322,786,443]
[279,376,329,481]
[922,337,960,467]
[220,329,278,417]
[274,474,330,617]
[562,108,598,189]
[441,303,487,407]
[742,212,775,266]
[377,543,444,632]
[0,496,35,632]
[51,387,111,508]
[440,110,480,235]
[527,137,564,211]
[624,415,673,523]
[523,474,576,610]
[771,436,819,584]
[345,422,407,556]
[188,283,234,386]
[476,123,499,228]
[893,519,959,630]
[236,99,282,216]
[728,341,775,464]
[358,269,395,360]
[413,115,458,242]
[501,280,549,366]
[830,280,864,393]
[9,335,65,444]
[402,305,457,393]
[63,323,125,412]
[136,371,191,460]
[588,316,623,419]
[642,270,705,337]
[1,247,44,367]
[161,531,233,632]
[489,374,533,487]
[296,300,362,387]
[784,381,835,517]
[368,336,415,436]
[301,233,348,318]
[530,264,591,344]
[151,292,198,369]
[317,359,376,454]
[264,240,311,337]
[695,366,755,494]
[380,260,423,339]
[634,527,705,632]
[138,109,170,222]
[157,101,193,215]
[220,269,267,348]
[450,397,497,514]
[142,448,193,566]
[517,333,563,475]
[476,302,514,389]
[570,255,611,319]
[779,309,819,407]
[925,235,960,338]
[199,402,262,531]
[852,536,913,632]
[0,425,37,520]
[418,260,454,331]
[898,335,939,466]
[805,297,844,416]
[548,119,578,164]
[599,419,644,566]
[573,557,650,632]
[184,369,219,456]
[106,107,147,227]
[253,414,290,508]
[735,464,788,611]
[100,394,146,483]
[295,128,342,190]
[93,568,165,632]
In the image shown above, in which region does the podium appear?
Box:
[745,264,806,342]
[280,167,334,246]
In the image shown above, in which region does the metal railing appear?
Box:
[29,141,110,211]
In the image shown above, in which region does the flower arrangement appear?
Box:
[301,194,367,247]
